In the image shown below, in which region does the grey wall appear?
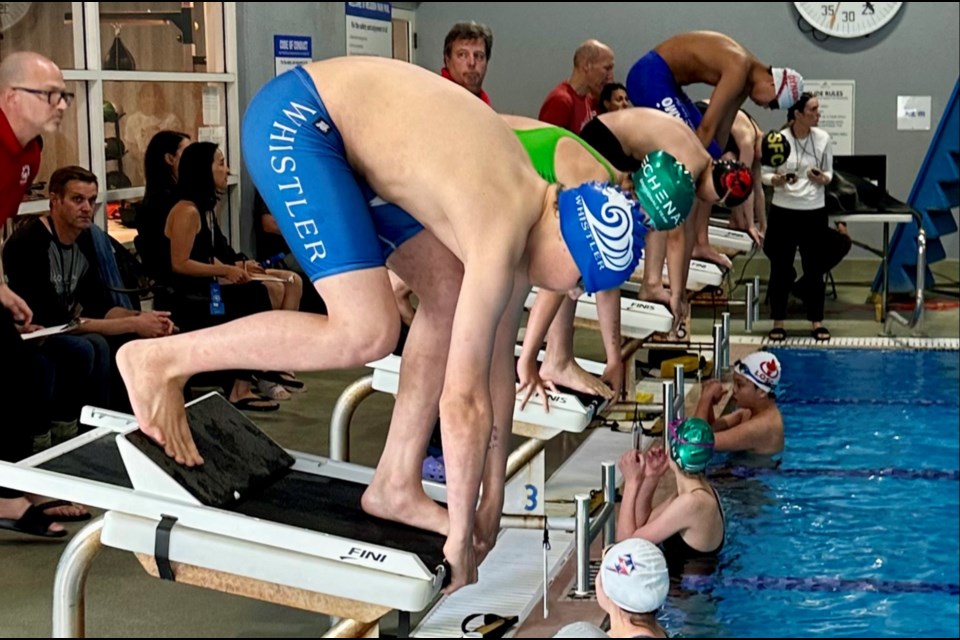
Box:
[413,2,960,261]
[235,2,347,252]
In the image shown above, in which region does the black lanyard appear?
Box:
[205,210,220,267]
[792,128,822,173]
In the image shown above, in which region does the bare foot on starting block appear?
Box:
[117,339,202,467]
[361,475,450,536]
[692,244,733,270]
[539,359,614,400]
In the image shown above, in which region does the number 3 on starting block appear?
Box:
[502,449,546,516]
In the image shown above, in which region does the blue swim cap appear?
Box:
[558,181,647,294]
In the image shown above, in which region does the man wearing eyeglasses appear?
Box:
[1,52,72,311]
[1,51,89,536]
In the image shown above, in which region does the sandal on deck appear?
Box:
[0,504,69,538]
[31,499,91,523]
[256,371,306,392]
[230,396,280,412]
[767,327,787,342]
[812,326,831,342]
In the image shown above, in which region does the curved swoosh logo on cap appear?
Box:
[582,186,636,271]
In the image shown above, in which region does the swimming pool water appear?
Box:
[660,349,960,638]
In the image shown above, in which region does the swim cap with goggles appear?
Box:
[558,181,647,294]
[668,417,715,474]
[712,159,753,208]
[760,129,791,168]
[630,150,696,231]
[734,351,782,395]
[770,67,804,110]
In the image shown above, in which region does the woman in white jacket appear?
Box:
[762,92,850,342]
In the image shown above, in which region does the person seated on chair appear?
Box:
[156,141,283,411]
[253,188,327,316]
[135,129,191,289]
[695,351,784,456]
[115,56,649,594]
[2,166,176,414]
[0,51,91,535]
[617,418,724,577]
[554,538,670,638]
[578,107,752,330]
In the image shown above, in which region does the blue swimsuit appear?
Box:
[626,50,724,159]
[241,65,424,282]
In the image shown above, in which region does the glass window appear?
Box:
[98,2,225,73]
[103,81,227,189]
[0,2,76,69]
[11,3,237,252]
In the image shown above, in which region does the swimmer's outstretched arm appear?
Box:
[439,251,522,593]
[595,288,624,399]
[517,291,565,410]
[475,274,531,562]
[699,64,749,151]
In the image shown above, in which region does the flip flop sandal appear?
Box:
[31,499,92,523]
[812,326,831,342]
[257,371,306,392]
[0,504,69,538]
[257,379,292,401]
[768,327,787,342]
[421,455,446,483]
[231,397,280,412]
[460,613,520,638]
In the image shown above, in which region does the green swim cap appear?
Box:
[631,150,696,232]
[668,417,715,474]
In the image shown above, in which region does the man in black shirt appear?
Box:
[3,166,176,414]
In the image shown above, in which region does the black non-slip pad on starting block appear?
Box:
[124,394,295,508]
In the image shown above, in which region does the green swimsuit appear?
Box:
[513,126,616,183]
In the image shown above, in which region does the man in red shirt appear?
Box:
[441,21,493,107]
[533,40,617,408]
[0,51,88,537]
[538,39,615,135]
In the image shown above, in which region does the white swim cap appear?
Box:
[771,67,804,110]
[600,538,669,614]
[734,351,782,393]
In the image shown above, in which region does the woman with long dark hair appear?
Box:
[761,92,849,342]
[136,130,190,283]
[164,141,278,410]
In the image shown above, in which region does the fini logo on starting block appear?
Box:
[341,547,388,563]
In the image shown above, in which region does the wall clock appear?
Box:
[0,3,32,33]
[794,2,903,39]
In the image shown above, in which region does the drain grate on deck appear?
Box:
[561,559,602,601]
